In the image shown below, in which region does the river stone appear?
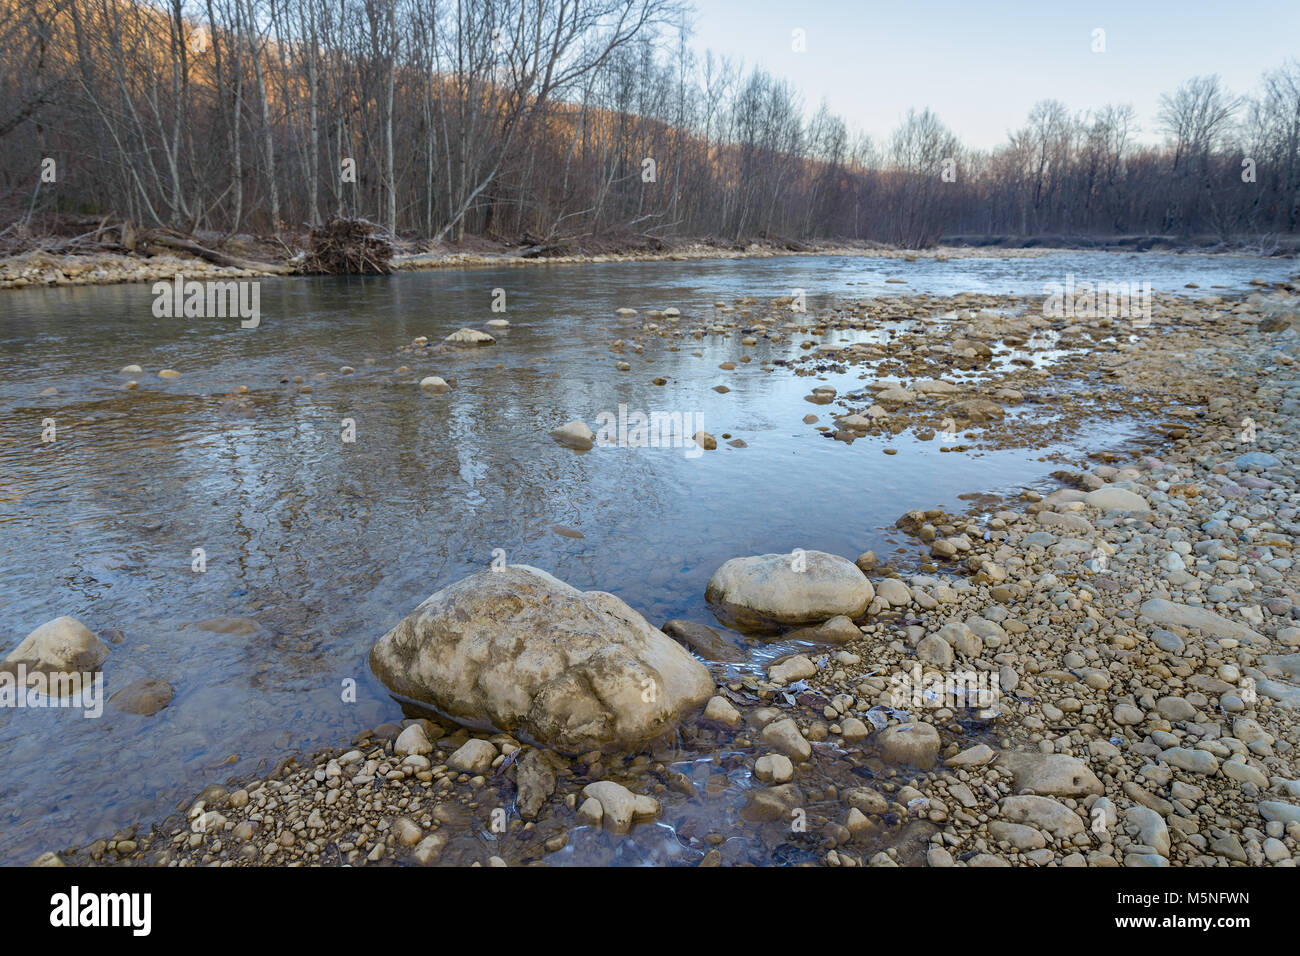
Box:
[878,722,940,766]
[997,753,1104,797]
[705,551,873,633]
[1259,801,1300,825]
[1156,696,1197,721]
[1084,487,1151,512]
[1158,747,1219,775]
[948,398,1003,422]
[1256,677,1300,707]
[998,795,1084,839]
[754,753,794,783]
[703,695,741,728]
[1139,599,1267,645]
[761,718,811,762]
[988,821,1047,851]
[3,617,110,672]
[661,619,745,662]
[582,781,638,833]
[108,677,173,715]
[419,376,450,392]
[875,578,911,608]
[448,739,497,774]
[550,420,595,450]
[945,743,997,767]
[916,634,954,667]
[368,565,713,753]
[1124,805,1170,856]
[784,615,861,644]
[394,723,434,757]
[515,750,557,820]
[769,655,816,684]
[444,327,494,345]
[1234,452,1278,469]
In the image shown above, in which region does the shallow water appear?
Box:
[0,250,1292,863]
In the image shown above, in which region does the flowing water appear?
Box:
[0,250,1293,864]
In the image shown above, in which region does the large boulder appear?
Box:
[3,617,109,673]
[705,551,873,633]
[369,566,713,753]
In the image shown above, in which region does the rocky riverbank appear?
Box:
[0,238,1062,291]
[30,274,1300,868]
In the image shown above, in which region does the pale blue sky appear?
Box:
[688,0,1300,148]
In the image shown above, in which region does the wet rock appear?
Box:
[785,615,861,644]
[581,781,642,833]
[703,695,742,728]
[515,750,557,820]
[841,717,870,742]
[692,430,717,451]
[760,718,811,762]
[550,420,595,450]
[444,328,494,345]
[419,376,450,392]
[108,677,173,715]
[368,565,712,752]
[3,617,109,672]
[754,753,794,783]
[948,398,1003,423]
[741,783,803,823]
[413,833,446,864]
[705,551,874,633]
[661,619,745,662]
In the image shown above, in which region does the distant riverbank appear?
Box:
[5,230,1293,293]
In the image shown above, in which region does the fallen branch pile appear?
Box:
[301,218,393,274]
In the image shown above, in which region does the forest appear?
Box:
[2,0,1298,249]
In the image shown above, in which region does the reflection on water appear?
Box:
[0,251,1289,863]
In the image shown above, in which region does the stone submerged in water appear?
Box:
[368,565,713,753]
[705,550,874,633]
[108,677,173,715]
[661,619,746,662]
